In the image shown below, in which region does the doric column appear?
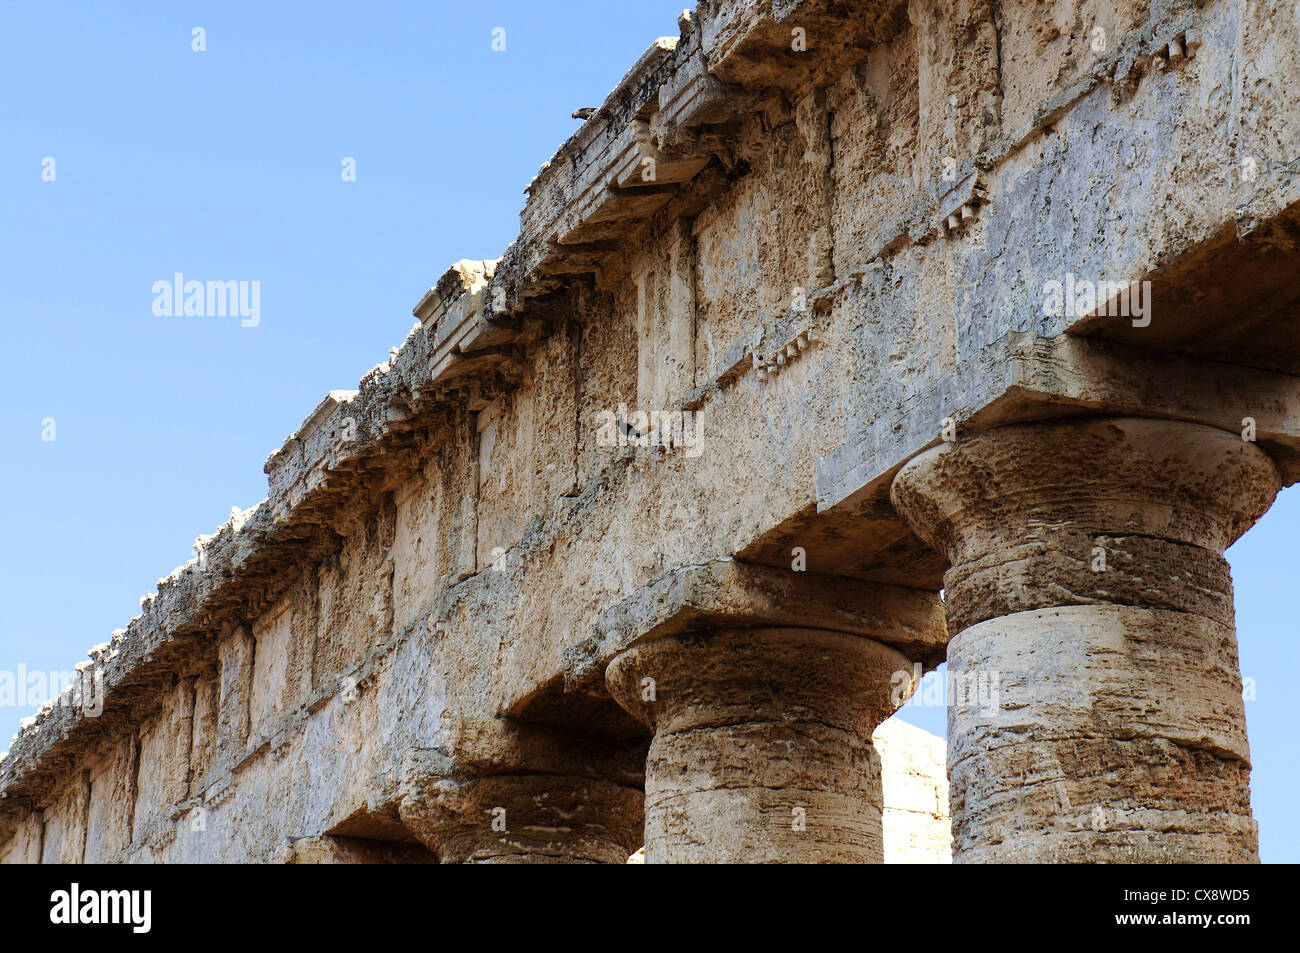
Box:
[890,416,1280,863]
[398,718,644,864]
[607,627,905,862]
[595,560,946,864]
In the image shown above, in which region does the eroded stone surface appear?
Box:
[2,0,1297,864]
[874,718,951,864]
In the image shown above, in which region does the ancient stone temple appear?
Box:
[2,0,1297,864]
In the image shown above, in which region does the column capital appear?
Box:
[606,627,909,734]
[892,416,1278,556]
[892,417,1280,634]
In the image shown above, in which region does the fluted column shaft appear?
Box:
[891,416,1280,863]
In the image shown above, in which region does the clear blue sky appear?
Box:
[2,1,1295,862]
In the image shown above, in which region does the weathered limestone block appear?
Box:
[635,218,698,410]
[827,26,919,273]
[217,625,254,753]
[572,558,948,691]
[250,601,296,734]
[311,498,397,694]
[156,615,449,863]
[415,258,497,335]
[874,717,951,864]
[398,718,645,864]
[475,323,579,566]
[391,417,478,626]
[910,0,1002,161]
[285,835,435,864]
[40,776,89,864]
[691,108,831,369]
[188,673,219,792]
[131,680,194,848]
[995,0,1154,136]
[891,416,1280,863]
[0,812,42,864]
[83,736,137,863]
[699,0,908,92]
[816,332,1300,521]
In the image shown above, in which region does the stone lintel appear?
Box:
[817,331,1300,519]
[565,558,946,695]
